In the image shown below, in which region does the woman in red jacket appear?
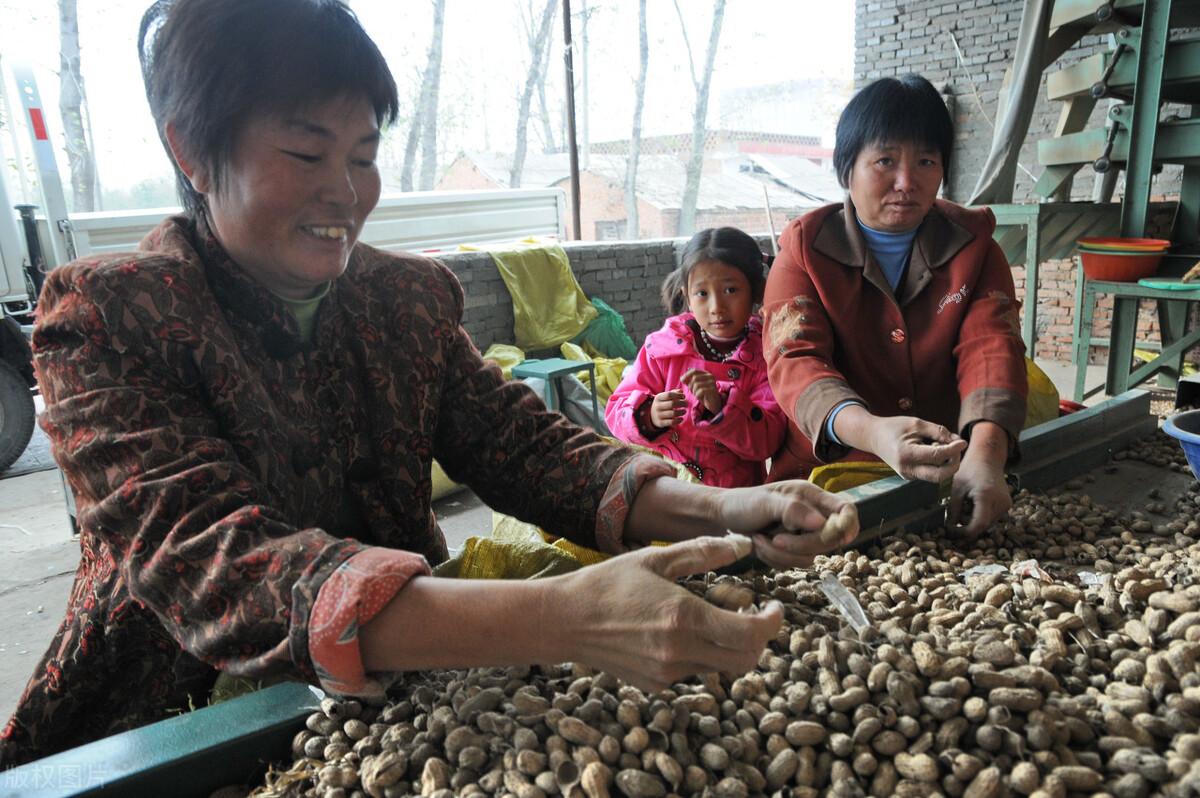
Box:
[763,74,1027,535]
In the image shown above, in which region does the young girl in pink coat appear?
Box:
[606,227,786,487]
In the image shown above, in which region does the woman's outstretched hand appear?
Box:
[551,535,782,693]
[712,481,859,569]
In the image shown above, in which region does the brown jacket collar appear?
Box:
[813,197,976,306]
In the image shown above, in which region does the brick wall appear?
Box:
[855,0,1197,367]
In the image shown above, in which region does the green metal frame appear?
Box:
[1121,0,1173,237]
[1047,37,1200,103]
[0,682,322,797]
[1072,260,1200,402]
[987,202,1124,353]
[1038,117,1200,167]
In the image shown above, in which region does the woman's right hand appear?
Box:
[649,390,687,428]
[549,535,783,693]
[865,415,967,482]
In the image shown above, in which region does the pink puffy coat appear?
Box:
[606,313,786,487]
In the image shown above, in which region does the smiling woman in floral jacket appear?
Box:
[0,0,857,768]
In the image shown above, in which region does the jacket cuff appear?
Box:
[958,387,1026,448]
[796,377,864,439]
[594,454,678,554]
[308,548,432,699]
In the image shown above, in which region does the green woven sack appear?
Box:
[573,297,638,360]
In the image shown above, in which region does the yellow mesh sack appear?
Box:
[808,461,896,492]
[481,343,526,381]
[559,341,627,404]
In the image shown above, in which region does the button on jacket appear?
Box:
[763,198,1027,480]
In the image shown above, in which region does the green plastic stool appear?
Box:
[512,357,601,429]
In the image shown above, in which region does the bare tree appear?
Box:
[673,0,726,236]
[624,0,648,238]
[401,0,447,192]
[510,0,557,188]
[578,0,590,169]
[535,29,557,154]
[58,0,97,211]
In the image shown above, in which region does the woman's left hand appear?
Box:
[948,421,1013,535]
[681,368,724,415]
[714,481,859,569]
[949,450,1011,535]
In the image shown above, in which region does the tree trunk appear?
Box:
[58,0,97,212]
[535,30,556,153]
[399,104,422,192]
[624,0,648,239]
[676,0,726,236]
[417,0,447,190]
[579,0,590,169]
[510,0,557,188]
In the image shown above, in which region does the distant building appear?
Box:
[437,130,841,241]
[716,79,855,145]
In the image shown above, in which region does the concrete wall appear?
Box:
[438,236,773,355]
[439,240,679,355]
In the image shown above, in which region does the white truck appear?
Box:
[0,167,36,472]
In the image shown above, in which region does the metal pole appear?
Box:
[1120,0,1172,238]
[561,0,582,241]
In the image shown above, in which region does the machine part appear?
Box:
[0,357,35,472]
[1090,41,1129,98]
[1093,110,1124,173]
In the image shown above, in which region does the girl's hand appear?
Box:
[866,416,967,482]
[713,481,859,569]
[552,535,783,693]
[649,390,686,428]
[681,368,724,415]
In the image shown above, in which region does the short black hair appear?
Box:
[138,0,399,216]
[661,227,767,315]
[833,74,953,189]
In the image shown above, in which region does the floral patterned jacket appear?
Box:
[0,215,667,767]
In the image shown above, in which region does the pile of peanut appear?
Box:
[249,431,1200,798]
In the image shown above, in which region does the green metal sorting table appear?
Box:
[0,682,323,797]
[1071,254,1200,401]
[0,392,1160,798]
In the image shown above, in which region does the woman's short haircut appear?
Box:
[138,0,399,216]
[832,74,953,188]
[661,227,767,316]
